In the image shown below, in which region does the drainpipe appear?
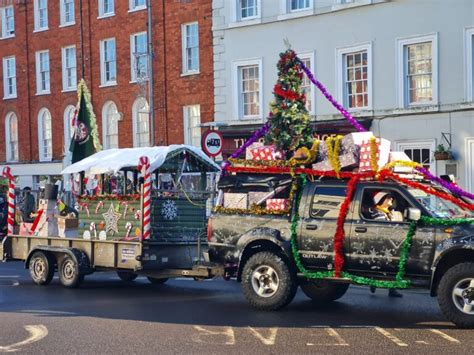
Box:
[147,0,155,146]
[24,1,32,162]
[162,0,168,145]
[79,0,85,78]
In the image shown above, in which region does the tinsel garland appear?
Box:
[326,136,343,178]
[415,166,474,201]
[76,79,102,152]
[369,136,378,171]
[420,215,474,226]
[78,194,141,202]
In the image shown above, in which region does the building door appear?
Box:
[466,138,474,193]
[396,140,436,174]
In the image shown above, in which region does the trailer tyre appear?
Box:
[29,251,55,286]
[438,262,474,328]
[147,277,168,285]
[300,280,349,303]
[117,271,138,282]
[241,251,297,310]
[59,255,84,288]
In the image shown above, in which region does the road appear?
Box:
[0,261,472,354]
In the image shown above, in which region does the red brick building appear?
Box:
[0,0,213,188]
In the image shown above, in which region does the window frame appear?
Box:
[233,58,263,120]
[235,0,261,21]
[310,184,348,219]
[60,0,75,27]
[35,50,50,94]
[5,111,19,162]
[61,45,77,91]
[130,31,148,82]
[395,139,436,175]
[38,108,53,162]
[397,33,438,108]
[1,5,15,39]
[288,0,312,12]
[465,27,474,102]
[102,101,120,149]
[100,38,117,86]
[181,22,200,75]
[132,97,150,148]
[183,105,201,147]
[98,0,115,18]
[3,56,17,99]
[298,51,316,116]
[129,0,146,12]
[336,42,372,111]
[34,0,49,32]
[63,105,75,155]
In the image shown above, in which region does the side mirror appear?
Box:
[407,207,421,221]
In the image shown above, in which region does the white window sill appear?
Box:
[346,107,373,114]
[62,88,77,93]
[3,95,17,100]
[181,71,200,77]
[128,7,147,13]
[0,34,15,40]
[33,27,49,33]
[240,115,262,121]
[394,104,439,115]
[277,9,313,21]
[228,18,262,29]
[98,13,115,19]
[39,158,53,163]
[99,82,117,88]
[129,79,149,83]
[36,91,51,96]
[59,22,76,28]
[6,160,19,164]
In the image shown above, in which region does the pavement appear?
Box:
[0,261,472,354]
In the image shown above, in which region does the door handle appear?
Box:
[355,227,367,233]
[306,224,318,230]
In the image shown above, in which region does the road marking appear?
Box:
[429,329,460,343]
[20,310,76,315]
[307,326,348,346]
[248,327,278,345]
[192,326,235,345]
[0,276,19,278]
[374,327,408,347]
[415,340,429,344]
[11,281,19,287]
[0,325,48,352]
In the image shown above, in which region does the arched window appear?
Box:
[63,105,76,155]
[102,101,119,149]
[38,108,52,161]
[132,97,150,147]
[5,112,18,162]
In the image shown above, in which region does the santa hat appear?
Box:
[373,191,393,205]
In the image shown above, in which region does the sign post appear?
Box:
[201,129,224,158]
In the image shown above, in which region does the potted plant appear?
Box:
[434,144,453,161]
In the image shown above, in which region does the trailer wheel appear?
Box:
[59,255,84,288]
[437,262,474,328]
[29,251,55,286]
[300,280,349,303]
[117,271,138,282]
[147,277,168,285]
[241,251,297,310]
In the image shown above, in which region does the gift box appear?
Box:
[248,191,270,206]
[57,216,79,230]
[389,151,413,173]
[266,198,289,211]
[246,142,264,160]
[223,193,248,209]
[247,145,284,161]
[312,134,361,171]
[359,137,391,171]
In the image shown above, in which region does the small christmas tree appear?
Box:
[265,49,313,158]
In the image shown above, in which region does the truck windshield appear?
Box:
[408,187,474,218]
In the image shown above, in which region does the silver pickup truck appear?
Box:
[207,174,474,328]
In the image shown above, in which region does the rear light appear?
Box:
[207,218,212,241]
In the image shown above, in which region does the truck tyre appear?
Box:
[241,251,297,310]
[29,251,55,286]
[117,271,138,282]
[300,280,349,303]
[59,255,84,288]
[437,262,474,328]
[147,277,168,285]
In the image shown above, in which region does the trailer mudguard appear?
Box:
[25,246,93,275]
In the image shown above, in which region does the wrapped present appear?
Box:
[389,151,413,173]
[359,137,391,171]
[223,193,248,209]
[248,191,270,206]
[246,142,264,160]
[266,198,289,211]
[312,134,360,171]
[247,145,284,161]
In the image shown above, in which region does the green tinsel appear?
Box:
[420,215,474,226]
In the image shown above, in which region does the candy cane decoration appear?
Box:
[95,201,104,214]
[138,156,151,240]
[90,222,97,239]
[121,201,128,218]
[125,222,132,240]
[2,167,15,235]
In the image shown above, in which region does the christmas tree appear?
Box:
[265,49,313,158]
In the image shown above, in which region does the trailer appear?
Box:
[0,145,224,287]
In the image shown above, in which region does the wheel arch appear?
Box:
[26,246,92,275]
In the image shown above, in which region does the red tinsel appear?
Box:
[274,84,299,101]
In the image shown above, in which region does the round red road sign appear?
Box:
[201,130,224,157]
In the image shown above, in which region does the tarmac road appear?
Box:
[0,261,473,354]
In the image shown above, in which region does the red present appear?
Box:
[247,145,284,161]
[359,137,391,171]
[266,198,289,211]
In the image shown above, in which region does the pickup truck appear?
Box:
[208,174,474,328]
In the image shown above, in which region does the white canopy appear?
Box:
[61,145,220,175]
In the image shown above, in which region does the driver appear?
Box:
[369,191,403,221]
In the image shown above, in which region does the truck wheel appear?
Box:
[29,251,55,286]
[59,255,84,288]
[241,251,297,310]
[147,277,168,285]
[117,271,138,282]
[437,262,474,328]
[300,280,349,303]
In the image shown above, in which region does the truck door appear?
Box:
[299,184,352,270]
[347,186,434,276]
